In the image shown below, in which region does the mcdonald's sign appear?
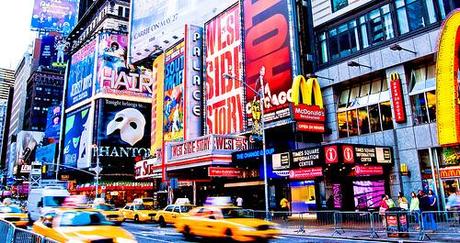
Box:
[436,9,460,146]
[291,75,325,133]
[389,73,406,123]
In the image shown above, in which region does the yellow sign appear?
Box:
[151,54,165,152]
[291,75,324,108]
[436,9,460,146]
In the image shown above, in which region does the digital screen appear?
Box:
[353,180,385,210]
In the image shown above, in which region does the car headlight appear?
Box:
[239,226,256,232]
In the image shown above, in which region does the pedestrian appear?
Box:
[446,189,460,225]
[419,190,436,231]
[398,192,409,210]
[379,195,389,227]
[326,195,334,210]
[410,192,421,229]
[236,196,243,207]
[386,194,396,208]
[280,196,290,222]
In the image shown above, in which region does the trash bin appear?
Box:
[385,207,409,238]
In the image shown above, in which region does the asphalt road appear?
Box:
[121,222,393,243]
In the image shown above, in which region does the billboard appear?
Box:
[205,4,244,135]
[95,99,151,174]
[151,54,165,153]
[35,143,57,177]
[163,41,185,142]
[63,105,92,168]
[66,39,96,108]
[44,105,62,141]
[39,34,68,68]
[31,0,78,35]
[129,0,236,63]
[95,33,154,98]
[184,25,203,139]
[15,131,45,169]
[242,0,300,124]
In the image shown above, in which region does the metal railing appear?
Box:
[0,219,58,243]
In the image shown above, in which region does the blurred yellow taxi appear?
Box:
[133,197,154,206]
[32,208,136,243]
[175,206,280,242]
[155,204,194,227]
[120,203,157,223]
[91,203,124,225]
[0,205,29,228]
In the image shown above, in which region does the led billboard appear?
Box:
[63,105,92,168]
[151,54,165,153]
[39,34,68,68]
[15,131,45,169]
[205,4,244,135]
[44,105,62,141]
[31,0,78,35]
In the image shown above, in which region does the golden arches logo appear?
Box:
[390,73,400,81]
[436,8,460,146]
[291,75,324,108]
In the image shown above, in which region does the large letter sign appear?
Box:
[291,76,325,133]
[436,9,460,146]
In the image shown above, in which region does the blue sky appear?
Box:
[0,1,34,69]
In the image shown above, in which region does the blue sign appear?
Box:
[44,105,61,141]
[36,144,57,177]
[234,148,275,161]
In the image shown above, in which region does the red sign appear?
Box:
[170,135,248,160]
[289,167,323,180]
[243,0,295,123]
[439,166,460,179]
[296,121,325,133]
[390,74,406,123]
[342,145,355,164]
[324,146,339,164]
[205,4,244,134]
[354,165,384,176]
[208,167,242,177]
[293,104,325,122]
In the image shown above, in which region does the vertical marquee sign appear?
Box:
[389,73,406,123]
[436,9,460,146]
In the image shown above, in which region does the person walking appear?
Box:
[446,189,460,225]
[426,189,438,230]
[398,192,409,210]
[236,196,243,207]
[379,195,390,227]
[410,192,421,229]
[280,197,290,222]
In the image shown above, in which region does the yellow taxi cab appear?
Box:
[175,206,280,242]
[32,208,136,243]
[91,203,124,225]
[133,197,154,206]
[0,205,29,228]
[120,203,157,223]
[154,204,194,227]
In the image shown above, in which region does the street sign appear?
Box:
[170,178,178,190]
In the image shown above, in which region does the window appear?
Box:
[332,0,349,12]
[173,207,181,213]
[396,0,438,35]
[336,79,394,138]
[164,206,174,212]
[125,8,130,18]
[409,64,436,125]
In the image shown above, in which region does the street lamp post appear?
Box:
[223,71,269,218]
[91,144,102,199]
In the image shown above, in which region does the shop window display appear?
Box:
[409,64,436,125]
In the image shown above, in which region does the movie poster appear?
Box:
[205,4,244,135]
[30,0,78,35]
[66,39,96,108]
[242,0,299,124]
[44,105,62,141]
[151,54,165,153]
[63,105,92,168]
[163,41,185,142]
[15,131,45,168]
[95,99,152,175]
[95,33,154,98]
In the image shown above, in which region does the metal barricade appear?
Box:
[13,227,44,243]
[0,219,15,243]
[420,210,460,240]
[333,211,376,238]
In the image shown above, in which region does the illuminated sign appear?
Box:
[151,54,165,152]
[208,167,242,177]
[389,73,406,123]
[234,148,276,161]
[289,167,323,180]
[291,76,325,133]
[436,9,460,146]
[290,147,322,168]
[272,152,290,170]
[324,146,338,164]
[354,165,384,176]
[135,159,162,179]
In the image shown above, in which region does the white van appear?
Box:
[27,185,70,221]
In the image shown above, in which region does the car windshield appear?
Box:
[43,196,67,207]
[142,198,153,203]
[179,206,192,213]
[94,204,116,211]
[134,204,152,210]
[60,211,113,226]
[221,208,253,219]
[0,206,22,213]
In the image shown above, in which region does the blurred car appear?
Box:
[91,203,124,225]
[0,205,29,228]
[32,208,136,243]
[155,204,194,227]
[175,206,280,242]
[133,197,154,206]
[120,203,157,223]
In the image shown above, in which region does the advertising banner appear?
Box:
[272,152,290,170]
[184,25,203,139]
[163,41,185,142]
[95,33,154,98]
[15,131,45,170]
[35,143,57,177]
[242,0,299,124]
[66,39,96,108]
[389,73,406,123]
[44,105,62,141]
[135,159,162,179]
[205,4,244,135]
[151,54,165,152]
[95,99,151,174]
[39,34,68,68]
[291,147,322,169]
[129,0,236,63]
[63,105,92,168]
[31,0,78,35]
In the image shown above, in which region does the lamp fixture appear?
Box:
[390,43,416,54]
[347,61,372,69]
